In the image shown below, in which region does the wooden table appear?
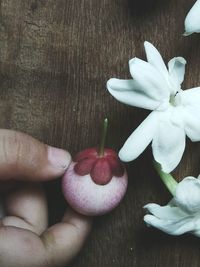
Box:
[1,0,200,266]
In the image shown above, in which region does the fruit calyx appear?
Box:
[74,148,125,185]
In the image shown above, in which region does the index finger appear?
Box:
[0,129,71,181]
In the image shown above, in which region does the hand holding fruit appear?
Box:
[0,129,91,267]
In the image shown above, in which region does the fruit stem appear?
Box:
[99,118,108,157]
[154,161,178,196]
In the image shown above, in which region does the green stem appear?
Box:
[99,118,108,157]
[154,161,178,196]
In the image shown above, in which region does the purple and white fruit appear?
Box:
[62,119,128,216]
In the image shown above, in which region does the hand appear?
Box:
[0,129,91,267]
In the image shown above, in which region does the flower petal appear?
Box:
[168,57,186,89]
[182,106,200,141]
[175,177,200,213]
[119,111,157,162]
[180,87,200,106]
[184,0,200,35]
[144,203,188,220]
[144,41,168,79]
[129,57,170,101]
[152,109,185,173]
[107,78,162,110]
[144,213,195,236]
[178,87,200,141]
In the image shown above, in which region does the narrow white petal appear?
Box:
[107,78,161,110]
[144,214,195,236]
[179,87,200,141]
[183,106,200,141]
[144,203,187,220]
[168,57,186,89]
[184,0,200,35]
[152,109,185,173]
[144,41,168,79]
[175,177,200,213]
[180,87,200,106]
[119,111,157,162]
[129,58,170,101]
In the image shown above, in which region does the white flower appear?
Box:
[144,176,200,237]
[184,0,200,36]
[107,42,200,173]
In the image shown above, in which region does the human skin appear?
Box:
[0,129,92,267]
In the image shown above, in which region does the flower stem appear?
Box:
[99,118,108,157]
[153,161,178,196]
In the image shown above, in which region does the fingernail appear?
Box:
[48,146,71,170]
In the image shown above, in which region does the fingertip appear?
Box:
[45,146,72,179]
[41,209,92,266]
[24,146,72,181]
[47,146,71,169]
[62,208,92,234]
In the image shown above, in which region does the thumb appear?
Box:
[41,209,92,266]
[0,129,71,181]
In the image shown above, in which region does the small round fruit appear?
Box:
[62,148,128,216]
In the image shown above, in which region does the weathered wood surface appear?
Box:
[1,0,200,266]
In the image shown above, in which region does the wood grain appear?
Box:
[1,0,200,266]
